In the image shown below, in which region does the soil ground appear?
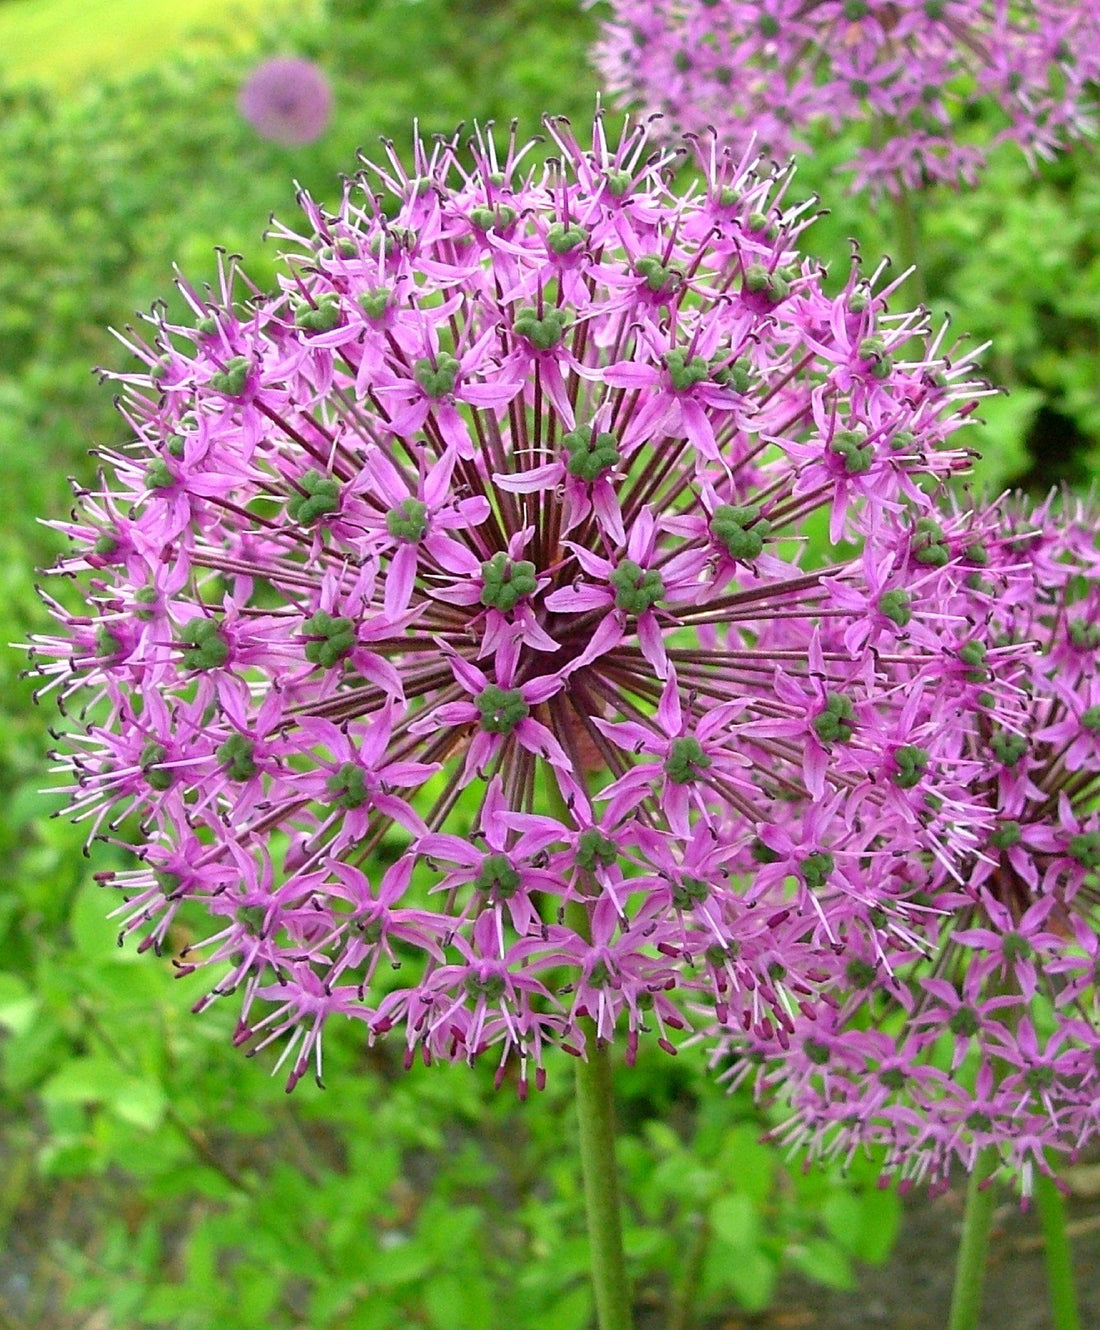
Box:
[741,1181,1100,1330]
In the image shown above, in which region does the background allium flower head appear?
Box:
[37,111,997,1096]
[588,1,1100,194]
[238,57,333,147]
[715,493,1100,1192]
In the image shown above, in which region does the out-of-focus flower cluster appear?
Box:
[238,57,333,147]
[713,493,1100,1191]
[589,1,1100,194]
[37,114,994,1095]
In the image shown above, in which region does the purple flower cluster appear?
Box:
[238,57,333,148]
[714,493,1100,1190]
[37,114,992,1096]
[589,1,1100,194]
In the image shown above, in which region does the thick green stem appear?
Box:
[947,1149,999,1330]
[890,186,926,308]
[548,761,633,1330]
[573,1021,634,1330]
[1036,1170,1081,1330]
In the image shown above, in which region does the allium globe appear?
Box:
[716,493,1100,1191]
[238,57,333,147]
[37,114,995,1096]
[589,1,1100,194]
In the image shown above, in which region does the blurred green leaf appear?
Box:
[0,971,38,1034]
[791,1237,855,1291]
[709,1192,759,1250]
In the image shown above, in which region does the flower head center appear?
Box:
[610,559,664,615]
[480,552,538,612]
[475,685,529,735]
[576,828,618,871]
[514,306,570,351]
[710,503,768,560]
[288,469,341,525]
[414,354,460,399]
[302,610,355,668]
[564,426,620,482]
[386,498,429,543]
[326,762,369,810]
[474,853,521,899]
[665,736,711,784]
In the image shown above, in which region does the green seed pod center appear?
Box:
[294,295,341,332]
[634,255,680,295]
[912,517,950,567]
[664,736,712,785]
[710,504,769,560]
[609,559,664,615]
[812,693,856,744]
[604,169,632,197]
[514,306,570,351]
[178,619,229,671]
[474,853,521,899]
[95,626,124,660]
[414,353,460,398]
[1002,931,1031,962]
[857,335,893,378]
[800,851,835,889]
[141,740,173,791]
[357,289,391,320]
[287,470,341,526]
[671,875,710,910]
[664,346,709,392]
[546,222,587,254]
[892,745,929,788]
[470,204,516,233]
[146,459,175,491]
[877,588,912,626]
[949,1005,981,1037]
[743,263,791,303]
[563,427,620,482]
[989,820,1022,850]
[466,972,507,1001]
[830,429,874,475]
[217,733,257,782]
[475,685,530,735]
[303,610,356,668]
[576,829,618,871]
[326,762,369,810]
[990,729,1028,766]
[480,552,538,612]
[208,355,251,397]
[1069,832,1100,869]
[386,498,429,543]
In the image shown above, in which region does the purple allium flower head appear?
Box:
[589,1,1100,195]
[36,113,996,1095]
[711,493,1100,1192]
[238,57,333,147]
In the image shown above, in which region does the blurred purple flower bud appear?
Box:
[238,57,333,147]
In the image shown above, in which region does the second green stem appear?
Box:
[947,1148,999,1330]
[573,1021,634,1330]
